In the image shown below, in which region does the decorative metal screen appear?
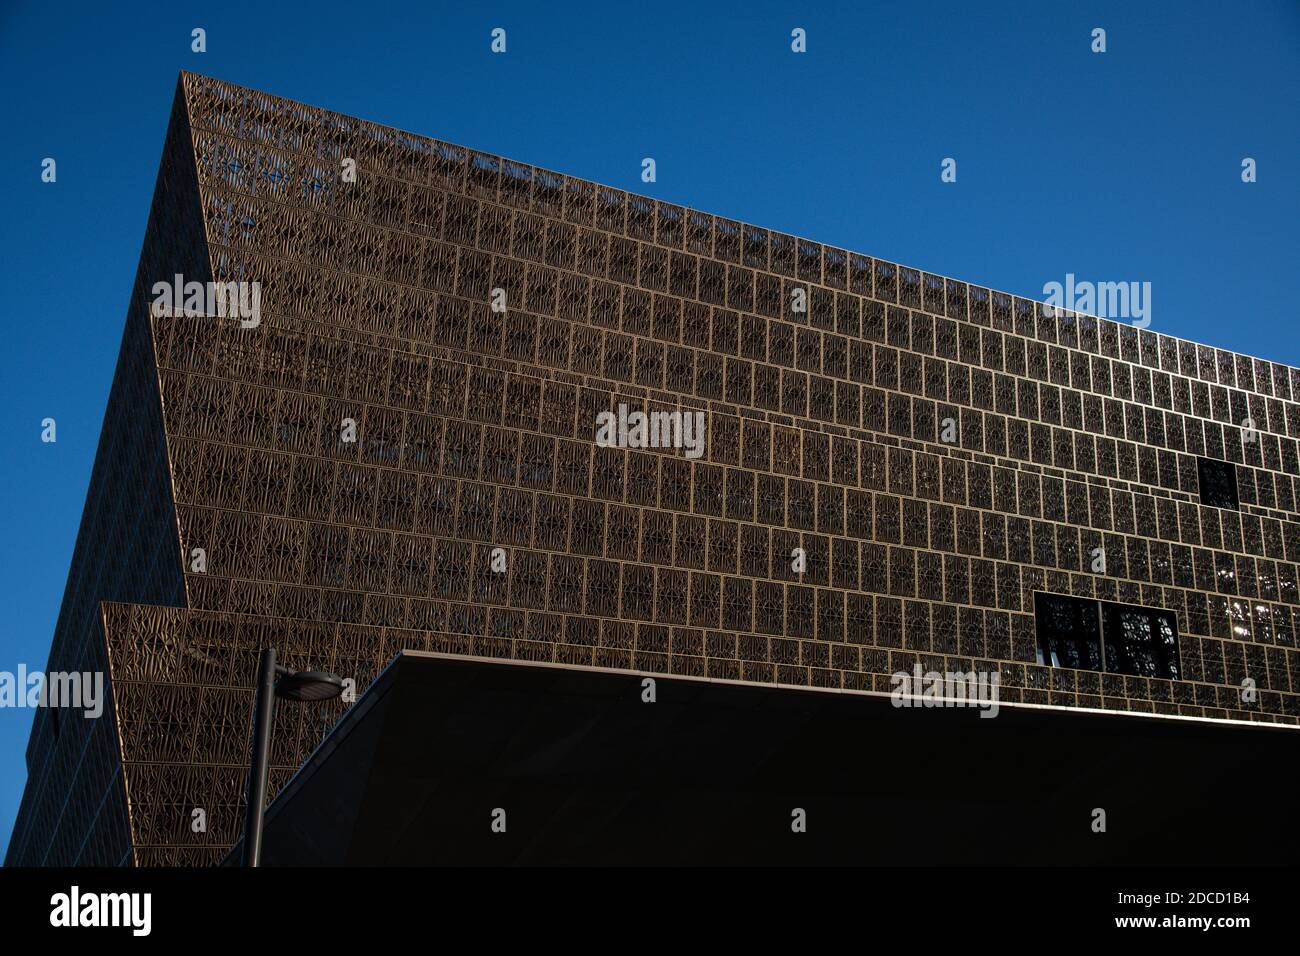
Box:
[8,71,1300,869]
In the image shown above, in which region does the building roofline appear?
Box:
[178,70,1300,392]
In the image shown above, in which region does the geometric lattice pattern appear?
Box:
[10,71,1300,867]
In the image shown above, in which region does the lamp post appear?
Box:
[242,647,344,866]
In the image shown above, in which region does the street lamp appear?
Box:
[242,647,344,866]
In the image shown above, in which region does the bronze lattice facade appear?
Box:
[9,71,1300,867]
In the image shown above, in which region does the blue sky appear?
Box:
[1,0,1297,855]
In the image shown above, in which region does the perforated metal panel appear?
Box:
[9,71,1300,867]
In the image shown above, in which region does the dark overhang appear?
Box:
[235,651,1300,865]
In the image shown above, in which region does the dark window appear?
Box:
[1034,593,1181,680]
[1197,456,1239,509]
[1034,593,1102,670]
[1101,602,1181,680]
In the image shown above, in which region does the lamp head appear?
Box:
[274,670,345,702]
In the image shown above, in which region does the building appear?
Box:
[8,71,1300,867]
[224,649,1299,865]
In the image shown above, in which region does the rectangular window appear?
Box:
[1034,593,1103,670]
[1034,593,1180,680]
[1197,456,1239,509]
[1100,602,1181,680]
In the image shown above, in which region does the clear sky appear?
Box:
[1,0,1297,855]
